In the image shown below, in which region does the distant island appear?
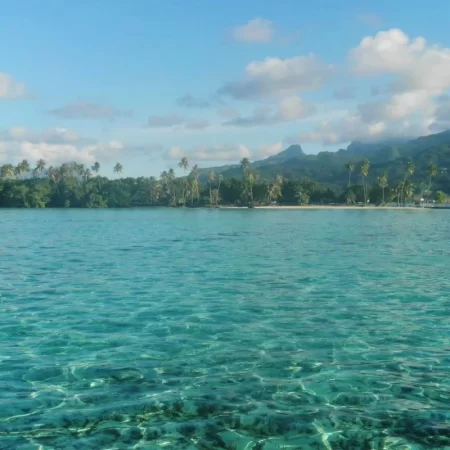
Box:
[1,130,449,208]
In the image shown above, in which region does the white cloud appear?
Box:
[299,29,450,145]
[0,127,128,166]
[0,127,86,144]
[0,73,28,99]
[219,54,333,100]
[47,101,132,120]
[299,113,431,145]
[223,96,316,127]
[278,96,315,120]
[349,29,425,76]
[148,114,209,130]
[232,18,274,43]
[166,142,283,162]
[349,28,450,96]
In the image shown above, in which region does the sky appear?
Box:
[1,0,450,177]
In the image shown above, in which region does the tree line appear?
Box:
[0,156,447,208]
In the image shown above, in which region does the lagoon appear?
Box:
[0,209,449,449]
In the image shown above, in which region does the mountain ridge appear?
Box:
[198,130,450,189]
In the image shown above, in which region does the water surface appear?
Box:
[0,209,449,449]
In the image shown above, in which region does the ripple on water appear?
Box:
[0,208,449,449]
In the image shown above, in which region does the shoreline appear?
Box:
[219,205,432,210]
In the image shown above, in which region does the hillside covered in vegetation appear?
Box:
[1,130,449,208]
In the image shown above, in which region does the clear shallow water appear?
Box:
[0,208,449,450]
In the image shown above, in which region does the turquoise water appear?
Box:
[0,209,449,449]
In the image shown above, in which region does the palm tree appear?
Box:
[190,164,200,205]
[359,159,370,204]
[178,157,189,172]
[208,171,216,207]
[0,164,15,179]
[393,181,402,206]
[149,176,160,204]
[92,161,100,175]
[426,162,438,204]
[377,172,388,205]
[216,174,223,206]
[36,159,46,175]
[84,168,92,181]
[240,158,252,205]
[345,161,355,204]
[178,157,189,205]
[14,160,30,179]
[113,162,123,177]
[403,180,415,204]
[401,161,415,206]
[47,166,61,195]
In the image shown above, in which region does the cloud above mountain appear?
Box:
[0,73,29,100]
[231,18,275,43]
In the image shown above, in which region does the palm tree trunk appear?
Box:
[427,175,432,204]
[209,183,212,207]
[362,178,366,204]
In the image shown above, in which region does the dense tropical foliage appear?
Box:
[0,153,448,208]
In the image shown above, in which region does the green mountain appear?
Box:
[200,130,450,191]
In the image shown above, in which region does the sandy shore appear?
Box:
[220,205,428,210]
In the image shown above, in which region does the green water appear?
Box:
[0,209,449,449]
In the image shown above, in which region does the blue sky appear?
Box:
[1,0,450,176]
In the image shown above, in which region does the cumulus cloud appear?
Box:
[166,142,283,162]
[301,28,450,145]
[218,54,333,100]
[0,127,91,145]
[349,28,450,96]
[0,127,131,166]
[298,113,432,145]
[231,18,274,43]
[47,101,131,120]
[0,73,28,99]
[148,114,209,130]
[223,96,316,127]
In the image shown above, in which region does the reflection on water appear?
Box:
[0,209,449,449]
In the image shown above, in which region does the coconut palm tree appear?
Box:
[345,161,355,204]
[14,160,30,179]
[189,164,200,205]
[359,159,370,204]
[92,161,100,175]
[401,161,415,206]
[426,162,438,203]
[178,157,189,172]
[208,171,216,207]
[47,166,61,195]
[240,158,253,205]
[377,172,388,205]
[403,180,415,204]
[178,157,189,205]
[0,164,15,179]
[393,181,402,206]
[216,174,223,206]
[36,159,46,175]
[113,162,123,177]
